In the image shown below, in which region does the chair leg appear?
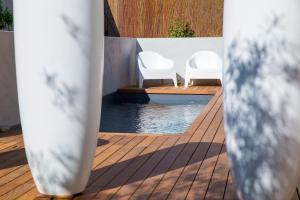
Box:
[184,77,189,87]
[139,76,144,88]
[173,77,178,87]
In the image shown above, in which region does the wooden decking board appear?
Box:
[204,141,229,200]
[0,145,25,172]
[148,105,223,200]
[0,179,35,200]
[165,113,224,200]
[94,135,124,158]
[203,142,228,200]
[224,172,239,200]
[16,187,39,200]
[76,136,156,199]
[15,134,119,200]
[91,136,134,170]
[0,151,27,178]
[118,86,219,95]
[1,134,114,185]
[89,136,145,185]
[0,165,29,187]
[0,132,22,143]
[129,136,192,200]
[0,139,23,152]
[0,136,22,145]
[0,170,33,197]
[292,191,300,200]
[109,137,180,200]
[1,86,285,199]
[185,119,225,200]
[92,136,170,200]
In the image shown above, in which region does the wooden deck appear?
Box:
[0,86,299,200]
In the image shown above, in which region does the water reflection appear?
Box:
[100,94,212,134]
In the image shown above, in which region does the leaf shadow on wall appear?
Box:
[224,15,300,200]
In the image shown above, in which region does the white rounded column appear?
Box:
[223,1,300,199]
[13,0,104,196]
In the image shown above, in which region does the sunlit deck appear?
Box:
[0,85,299,200]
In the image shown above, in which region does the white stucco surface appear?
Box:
[103,37,136,95]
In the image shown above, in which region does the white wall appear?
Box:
[0,35,222,128]
[103,37,223,93]
[103,37,136,95]
[136,37,223,81]
[0,31,20,128]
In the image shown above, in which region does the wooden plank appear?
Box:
[92,136,169,200]
[204,141,228,200]
[0,150,27,179]
[0,139,23,152]
[1,134,113,183]
[15,134,117,200]
[16,187,38,200]
[118,86,218,95]
[0,141,24,162]
[185,134,225,200]
[0,171,32,197]
[129,135,191,200]
[149,106,223,200]
[109,136,179,200]
[76,136,156,199]
[291,190,299,200]
[223,171,239,200]
[88,136,145,185]
[165,118,224,200]
[0,179,35,200]
[94,135,124,156]
[0,134,22,144]
[0,131,22,141]
[0,165,29,187]
[91,136,133,170]
[18,136,147,200]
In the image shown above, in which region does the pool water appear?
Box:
[100,93,212,134]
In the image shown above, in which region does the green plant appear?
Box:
[0,0,13,31]
[168,20,195,38]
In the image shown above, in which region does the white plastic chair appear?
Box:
[137,51,177,88]
[185,51,222,87]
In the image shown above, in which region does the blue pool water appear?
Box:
[100,93,212,134]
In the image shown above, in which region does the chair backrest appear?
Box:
[189,51,222,70]
[137,51,164,69]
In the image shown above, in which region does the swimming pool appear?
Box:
[100,93,212,134]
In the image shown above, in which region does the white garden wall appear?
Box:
[103,37,136,95]
[0,34,222,128]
